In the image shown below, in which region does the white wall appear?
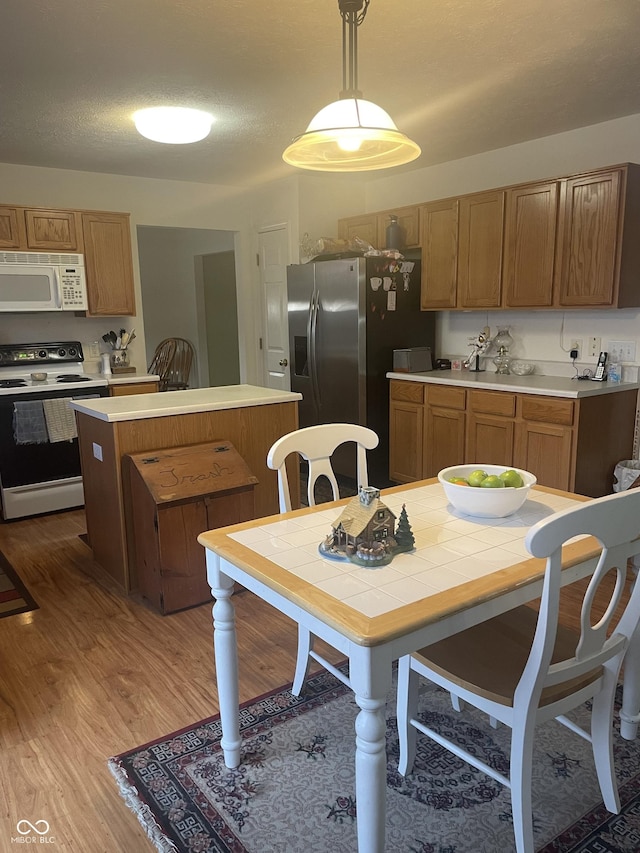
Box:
[363,114,640,377]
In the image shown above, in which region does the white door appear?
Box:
[259,225,290,390]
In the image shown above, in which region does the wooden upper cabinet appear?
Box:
[555,166,640,308]
[338,206,420,251]
[503,181,559,308]
[24,209,83,252]
[457,190,505,308]
[376,206,420,250]
[340,162,640,311]
[556,169,621,307]
[0,206,25,248]
[420,199,458,309]
[81,212,135,316]
[337,214,378,248]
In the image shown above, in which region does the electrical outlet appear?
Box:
[570,339,582,360]
[588,337,601,358]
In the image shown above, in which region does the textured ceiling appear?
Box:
[3,0,640,187]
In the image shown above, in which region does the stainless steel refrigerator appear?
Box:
[287,256,436,485]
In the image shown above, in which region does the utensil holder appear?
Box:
[110,349,129,369]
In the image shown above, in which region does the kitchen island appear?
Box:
[70,385,301,592]
[387,370,640,496]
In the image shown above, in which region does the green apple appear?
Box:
[480,475,505,488]
[467,469,488,487]
[449,477,470,486]
[499,469,524,488]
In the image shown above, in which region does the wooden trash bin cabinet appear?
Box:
[126,441,258,614]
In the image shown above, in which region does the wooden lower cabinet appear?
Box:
[389,400,424,483]
[424,406,466,477]
[389,380,424,482]
[423,384,467,477]
[466,413,514,467]
[465,389,516,466]
[389,380,638,497]
[513,420,574,491]
[513,394,576,490]
[109,381,159,396]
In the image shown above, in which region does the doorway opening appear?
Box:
[137,226,239,388]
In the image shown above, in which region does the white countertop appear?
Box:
[69,384,302,422]
[106,373,159,386]
[387,369,640,398]
[84,372,159,386]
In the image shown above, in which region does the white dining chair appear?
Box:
[266,423,379,696]
[396,487,640,853]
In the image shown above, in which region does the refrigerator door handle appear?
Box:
[309,289,321,411]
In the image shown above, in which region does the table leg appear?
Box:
[210,566,241,767]
[354,693,387,852]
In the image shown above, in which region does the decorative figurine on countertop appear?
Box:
[463,325,492,372]
[319,486,415,567]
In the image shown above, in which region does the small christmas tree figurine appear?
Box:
[394,504,415,552]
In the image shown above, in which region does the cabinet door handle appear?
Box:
[279,358,288,367]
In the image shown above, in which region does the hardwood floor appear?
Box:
[0,508,309,851]
[0,506,632,850]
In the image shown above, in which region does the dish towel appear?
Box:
[42,398,77,443]
[13,401,49,445]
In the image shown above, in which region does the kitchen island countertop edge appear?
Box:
[69,383,302,421]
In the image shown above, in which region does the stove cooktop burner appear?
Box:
[0,379,28,388]
[56,375,91,383]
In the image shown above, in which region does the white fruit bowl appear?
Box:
[438,464,537,518]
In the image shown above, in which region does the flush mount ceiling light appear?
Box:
[133,107,214,144]
[283,0,421,172]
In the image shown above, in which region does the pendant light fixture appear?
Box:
[283,0,421,172]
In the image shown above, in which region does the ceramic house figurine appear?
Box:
[320,486,415,567]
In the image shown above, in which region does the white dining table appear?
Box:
[198,479,640,853]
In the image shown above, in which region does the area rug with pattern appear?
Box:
[0,549,38,618]
[109,669,640,853]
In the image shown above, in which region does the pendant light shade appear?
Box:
[283,98,421,171]
[283,0,420,172]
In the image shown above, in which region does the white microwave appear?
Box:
[0,252,88,312]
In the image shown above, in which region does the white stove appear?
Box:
[0,341,107,395]
[0,341,109,519]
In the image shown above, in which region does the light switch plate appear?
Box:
[607,341,636,362]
